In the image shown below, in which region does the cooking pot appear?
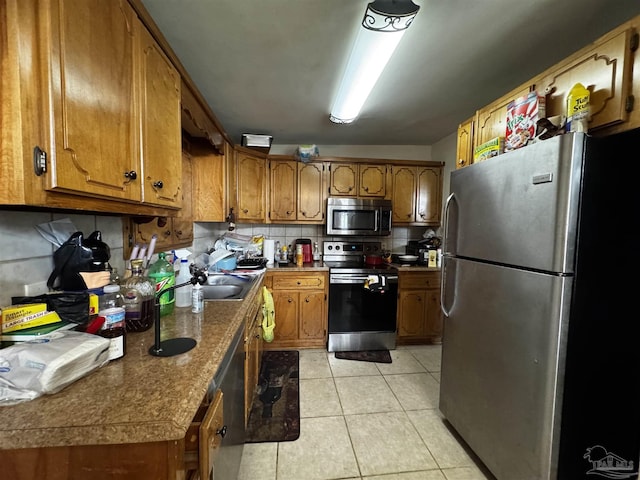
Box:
[364,254,383,265]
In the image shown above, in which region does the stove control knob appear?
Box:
[327,245,333,251]
[335,245,341,251]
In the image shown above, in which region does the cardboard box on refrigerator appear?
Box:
[505,91,546,152]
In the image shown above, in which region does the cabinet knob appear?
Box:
[348,186,353,191]
[458,158,465,166]
[286,211,292,215]
[164,230,172,237]
[419,212,425,218]
[216,425,227,438]
[124,170,137,181]
[153,180,164,189]
[301,211,307,216]
[243,209,249,214]
[287,298,293,303]
[305,297,310,303]
[175,230,182,236]
[407,213,412,218]
[297,281,301,285]
[256,334,261,339]
[364,186,369,192]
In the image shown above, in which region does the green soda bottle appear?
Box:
[148,252,175,316]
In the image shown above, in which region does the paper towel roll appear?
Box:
[263,239,275,265]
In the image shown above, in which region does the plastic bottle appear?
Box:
[98,284,126,360]
[192,283,204,313]
[122,259,155,332]
[296,244,304,266]
[148,252,175,316]
[566,82,590,133]
[175,258,192,308]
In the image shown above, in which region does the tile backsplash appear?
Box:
[0,209,438,306]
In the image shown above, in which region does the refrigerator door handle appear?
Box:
[440,256,452,318]
[443,193,455,255]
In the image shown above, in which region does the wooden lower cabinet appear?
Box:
[263,271,328,349]
[244,289,264,426]
[1,390,224,480]
[397,271,443,345]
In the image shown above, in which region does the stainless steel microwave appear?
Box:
[326,197,392,236]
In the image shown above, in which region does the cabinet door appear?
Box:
[297,162,325,222]
[391,166,417,223]
[416,167,442,225]
[299,291,325,341]
[269,160,297,221]
[475,86,531,147]
[358,164,386,197]
[173,151,194,245]
[191,140,228,222]
[47,0,140,201]
[237,151,267,221]
[456,118,474,169]
[424,289,443,339]
[537,29,634,131]
[271,290,299,342]
[398,290,427,338]
[138,22,182,208]
[329,163,357,196]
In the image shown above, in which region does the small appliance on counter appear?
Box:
[406,237,441,265]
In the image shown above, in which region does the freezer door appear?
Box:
[440,257,572,480]
[444,133,585,274]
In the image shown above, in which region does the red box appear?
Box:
[505,92,546,151]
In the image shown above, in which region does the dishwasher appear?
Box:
[208,322,245,479]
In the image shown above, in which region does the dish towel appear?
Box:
[262,286,275,342]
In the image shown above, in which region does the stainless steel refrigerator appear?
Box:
[440,131,639,480]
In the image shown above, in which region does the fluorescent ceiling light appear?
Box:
[329,0,420,124]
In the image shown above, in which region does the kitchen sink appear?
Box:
[202,274,259,301]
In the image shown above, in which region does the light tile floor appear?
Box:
[238,345,496,480]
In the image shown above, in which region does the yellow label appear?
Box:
[566,83,590,132]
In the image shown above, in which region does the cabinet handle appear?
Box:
[216,425,227,438]
[153,180,164,189]
[124,170,137,181]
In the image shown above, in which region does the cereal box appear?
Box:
[474,136,504,162]
[505,92,546,151]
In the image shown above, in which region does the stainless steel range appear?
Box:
[324,241,398,352]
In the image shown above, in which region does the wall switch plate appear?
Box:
[24,281,48,297]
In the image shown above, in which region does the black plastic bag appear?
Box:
[11,292,91,325]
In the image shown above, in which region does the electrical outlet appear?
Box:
[381,242,387,251]
[24,281,48,297]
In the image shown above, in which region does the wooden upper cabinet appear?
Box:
[536,28,636,131]
[173,150,193,244]
[46,0,141,201]
[236,148,267,222]
[138,21,182,208]
[358,164,386,197]
[329,163,386,197]
[475,85,532,147]
[191,139,229,223]
[268,159,326,223]
[416,167,442,224]
[391,166,417,223]
[297,162,326,222]
[329,163,357,196]
[391,165,442,225]
[456,117,474,169]
[269,160,297,221]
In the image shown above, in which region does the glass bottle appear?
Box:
[148,252,176,316]
[122,259,155,332]
[313,242,321,261]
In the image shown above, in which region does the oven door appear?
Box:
[328,273,398,350]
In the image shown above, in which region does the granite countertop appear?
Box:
[0,275,265,451]
[391,264,441,272]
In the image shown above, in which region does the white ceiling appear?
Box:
[141,0,640,146]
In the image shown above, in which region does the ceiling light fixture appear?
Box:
[329,0,420,124]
